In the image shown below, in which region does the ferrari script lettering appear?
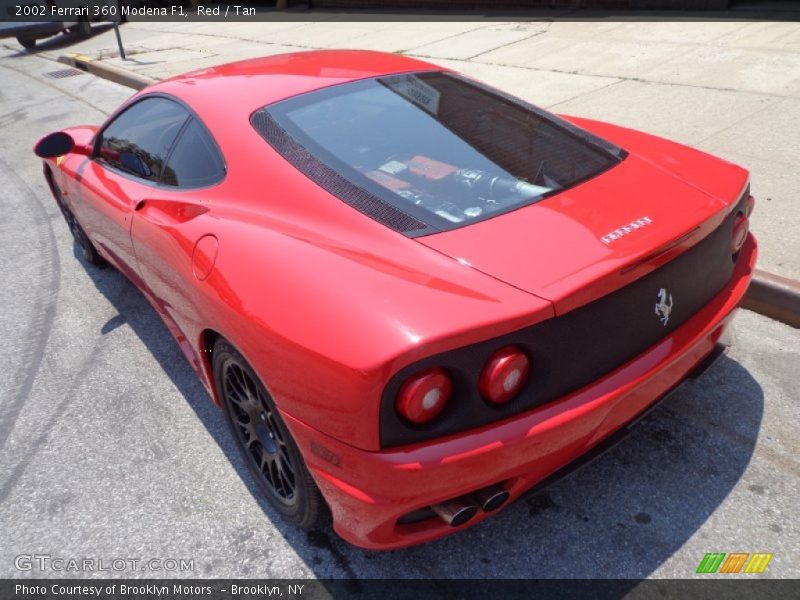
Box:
[600,216,653,244]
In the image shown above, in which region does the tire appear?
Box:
[50,175,106,266]
[213,339,328,529]
[17,37,36,50]
[75,17,92,38]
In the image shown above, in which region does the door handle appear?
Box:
[132,198,208,225]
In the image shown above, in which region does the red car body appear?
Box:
[38,50,756,549]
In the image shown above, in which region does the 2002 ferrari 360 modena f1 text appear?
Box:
[34,50,757,549]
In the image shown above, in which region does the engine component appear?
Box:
[407,155,459,181]
[435,202,465,223]
[397,189,427,205]
[454,169,550,200]
[379,160,408,175]
[365,170,411,191]
[464,207,482,218]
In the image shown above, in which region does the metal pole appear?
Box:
[113,22,126,60]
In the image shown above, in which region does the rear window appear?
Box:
[254,72,625,235]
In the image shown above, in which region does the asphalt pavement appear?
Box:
[0,46,798,581]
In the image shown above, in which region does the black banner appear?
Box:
[1,1,799,23]
[3,579,800,600]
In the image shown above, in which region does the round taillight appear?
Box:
[479,346,530,405]
[732,212,749,254]
[396,367,452,424]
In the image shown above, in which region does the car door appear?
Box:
[130,115,226,365]
[72,97,190,279]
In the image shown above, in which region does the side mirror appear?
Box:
[119,151,152,179]
[33,131,93,159]
[34,132,75,158]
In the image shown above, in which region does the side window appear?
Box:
[98,97,189,182]
[161,118,225,188]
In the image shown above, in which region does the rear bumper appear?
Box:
[284,234,757,550]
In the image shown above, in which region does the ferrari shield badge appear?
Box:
[655,288,674,326]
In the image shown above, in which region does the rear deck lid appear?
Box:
[418,153,730,314]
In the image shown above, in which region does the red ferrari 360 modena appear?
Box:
[35,50,756,549]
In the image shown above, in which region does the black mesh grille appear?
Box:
[251,111,428,233]
[380,193,749,448]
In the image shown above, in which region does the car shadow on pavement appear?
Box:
[78,247,764,583]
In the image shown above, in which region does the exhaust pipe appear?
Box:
[431,497,479,527]
[472,485,510,512]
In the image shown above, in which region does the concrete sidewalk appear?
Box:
[6,18,800,280]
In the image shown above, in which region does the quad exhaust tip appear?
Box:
[472,485,510,512]
[431,498,479,527]
[430,485,510,527]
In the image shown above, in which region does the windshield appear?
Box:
[255,72,625,235]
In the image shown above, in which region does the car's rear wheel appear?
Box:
[50,175,106,266]
[213,339,327,529]
[74,17,92,39]
[17,37,36,50]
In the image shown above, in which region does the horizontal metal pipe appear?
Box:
[472,485,510,512]
[430,498,479,527]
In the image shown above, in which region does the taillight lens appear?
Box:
[479,346,530,404]
[395,367,452,424]
[732,212,749,255]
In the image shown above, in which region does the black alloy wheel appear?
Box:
[51,176,106,266]
[213,339,327,528]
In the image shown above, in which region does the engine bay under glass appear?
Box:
[261,72,624,233]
